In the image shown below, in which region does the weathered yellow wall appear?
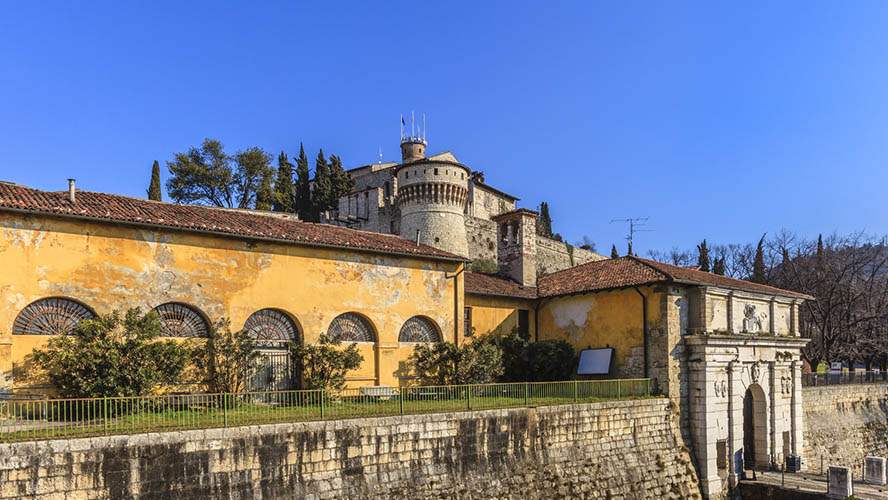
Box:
[464,294,536,340]
[0,213,463,390]
[537,286,662,377]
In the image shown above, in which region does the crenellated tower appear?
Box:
[395,118,470,257]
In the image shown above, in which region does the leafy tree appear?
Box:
[30,309,191,398]
[697,239,711,272]
[611,244,620,259]
[537,202,553,238]
[712,256,726,275]
[294,143,312,221]
[410,339,503,385]
[751,233,767,283]
[147,160,162,201]
[233,146,274,209]
[311,149,332,221]
[273,151,295,213]
[290,333,363,391]
[576,235,596,252]
[328,154,355,207]
[166,139,274,209]
[191,320,260,394]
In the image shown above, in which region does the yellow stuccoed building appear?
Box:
[0,182,466,392]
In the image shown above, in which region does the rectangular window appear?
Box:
[434,168,439,175]
[518,310,530,340]
[464,307,473,337]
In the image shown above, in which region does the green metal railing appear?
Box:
[0,378,655,442]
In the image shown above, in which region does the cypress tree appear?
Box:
[781,247,792,289]
[272,151,294,213]
[751,233,767,284]
[294,143,311,221]
[537,202,553,238]
[329,154,355,204]
[611,244,620,259]
[254,172,274,211]
[712,257,726,275]
[312,149,332,221]
[697,239,711,272]
[147,160,162,201]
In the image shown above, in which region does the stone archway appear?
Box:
[743,383,768,470]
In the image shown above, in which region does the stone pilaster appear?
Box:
[689,358,723,498]
[728,361,743,485]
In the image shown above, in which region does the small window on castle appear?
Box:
[434,168,439,175]
[384,182,390,197]
[405,171,409,179]
[461,173,464,180]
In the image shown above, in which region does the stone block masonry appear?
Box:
[0,399,701,500]
[804,384,888,477]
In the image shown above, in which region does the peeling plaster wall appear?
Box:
[537,286,662,378]
[0,213,463,391]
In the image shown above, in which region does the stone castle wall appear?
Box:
[803,383,888,477]
[536,236,607,276]
[465,216,498,263]
[0,399,702,500]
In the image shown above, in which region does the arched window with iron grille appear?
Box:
[244,309,299,343]
[327,313,375,343]
[153,303,209,338]
[398,316,441,343]
[12,298,95,336]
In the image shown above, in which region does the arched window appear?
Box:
[327,313,375,343]
[398,316,441,343]
[244,309,299,342]
[12,298,95,335]
[153,303,209,338]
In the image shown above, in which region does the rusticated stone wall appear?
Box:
[0,399,702,500]
[803,383,888,476]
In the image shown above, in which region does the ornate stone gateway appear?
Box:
[687,335,808,497]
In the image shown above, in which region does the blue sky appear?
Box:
[1,1,886,255]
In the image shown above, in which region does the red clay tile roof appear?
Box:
[538,256,812,299]
[0,182,464,261]
[537,257,668,297]
[632,256,814,299]
[464,272,538,299]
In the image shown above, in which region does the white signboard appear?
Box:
[577,348,613,375]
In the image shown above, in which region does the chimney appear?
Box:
[492,209,539,287]
[67,179,76,203]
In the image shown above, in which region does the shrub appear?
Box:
[191,319,260,394]
[30,309,191,398]
[410,339,504,385]
[487,329,577,382]
[469,258,498,274]
[290,333,363,391]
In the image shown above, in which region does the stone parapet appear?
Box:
[0,399,701,500]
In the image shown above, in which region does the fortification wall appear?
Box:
[536,236,607,276]
[0,399,701,500]
[803,384,888,476]
[465,216,497,263]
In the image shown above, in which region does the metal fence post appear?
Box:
[223,393,228,427]
[617,380,621,399]
[466,386,471,411]
[103,397,108,436]
[320,390,326,420]
[399,387,404,415]
[524,383,528,406]
[573,381,578,402]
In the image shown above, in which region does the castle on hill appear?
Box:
[320,126,605,287]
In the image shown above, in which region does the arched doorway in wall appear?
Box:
[743,383,768,470]
[243,309,301,393]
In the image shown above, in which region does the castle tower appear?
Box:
[395,137,470,258]
[492,209,538,286]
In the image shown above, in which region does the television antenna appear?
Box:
[610,217,652,255]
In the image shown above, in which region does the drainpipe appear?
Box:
[633,286,649,378]
[445,263,466,344]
